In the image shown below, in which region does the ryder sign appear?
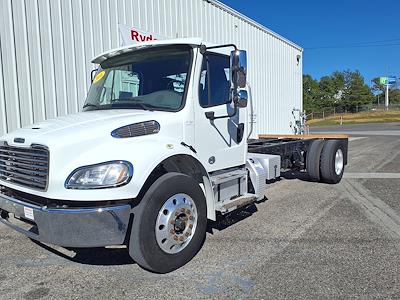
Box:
[119,24,165,45]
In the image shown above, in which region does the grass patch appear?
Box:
[307,110,400,126]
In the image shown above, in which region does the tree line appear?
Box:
[303,70,400,113]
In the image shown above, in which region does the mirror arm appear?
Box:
[200,44,238,54]
[90,69,98,82]
[205,106,238,121]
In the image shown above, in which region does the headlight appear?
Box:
[65,161,133,189]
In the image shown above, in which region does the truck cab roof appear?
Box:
[92,37,205,64]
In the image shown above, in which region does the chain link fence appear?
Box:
[306,104,400,120]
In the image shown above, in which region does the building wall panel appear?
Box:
[37,0,58,120]
[0,0,302,136]
[50,0,69,117]
[0,0,21,132]
[12,0,34,128]
[26,0,46,124]
[0,37,7,135]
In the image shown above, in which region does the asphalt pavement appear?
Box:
[1,123,400,299]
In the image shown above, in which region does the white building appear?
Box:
[0,0,302,136]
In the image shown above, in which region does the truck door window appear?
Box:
[199,53,231,108]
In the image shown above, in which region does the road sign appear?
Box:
[380,76,397,85]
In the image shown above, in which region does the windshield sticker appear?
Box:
[93,70,105,84]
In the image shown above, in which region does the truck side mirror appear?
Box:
[230,50,247,89]
[91,69,98,82]
[237,90,248,108]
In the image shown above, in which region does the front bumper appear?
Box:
[0,191,131,248]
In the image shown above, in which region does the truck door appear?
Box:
[194,52,247,172]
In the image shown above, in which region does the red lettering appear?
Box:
[131,29,158,43]
[131,30,139,42]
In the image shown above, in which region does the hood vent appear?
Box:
[111,121,160,138]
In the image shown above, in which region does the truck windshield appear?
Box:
[83,46,192,112]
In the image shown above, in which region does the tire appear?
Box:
[128,172,207,273]
[306,139,325,182]
[320,140,346,184]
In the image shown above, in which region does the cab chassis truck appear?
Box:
[0,38,348,273]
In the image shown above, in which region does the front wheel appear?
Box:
[128,172,207,273]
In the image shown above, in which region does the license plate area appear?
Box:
[7,212,38,232]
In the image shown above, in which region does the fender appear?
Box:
[131,139,216,220]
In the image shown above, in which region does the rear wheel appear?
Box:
[128,172,207,273]
[320,140,346,184]
[306,139,325,182]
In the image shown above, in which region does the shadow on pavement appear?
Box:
[280,170,314,182]
[31,239,135,266]
[31,205,264,267]
[207,201,265,234]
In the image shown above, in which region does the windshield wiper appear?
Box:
[110,98,155,111]
[129,102,154,111]
[82,103,101,109]
[83,100,156,111]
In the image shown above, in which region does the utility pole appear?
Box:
[385,66,390,110]
[385,83,389,110]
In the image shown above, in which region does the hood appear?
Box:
[0,109,189,201]
[1,109,180,148]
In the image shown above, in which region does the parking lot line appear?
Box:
[344,172,400,179]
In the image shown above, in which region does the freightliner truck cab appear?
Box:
[0,38,347,273]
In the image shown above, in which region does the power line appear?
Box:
[305,38,400,50]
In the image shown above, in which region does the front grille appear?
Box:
[0,142,49,191]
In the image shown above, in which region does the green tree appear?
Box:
[389,89,400,104]
[318,76,336,108]
[331,71,345,106]
[303,70,374,113]
[341,70,373,111]
[317,71,346,109]
[303,74,320,112]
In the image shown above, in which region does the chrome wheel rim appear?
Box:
[335,149,344,175]
[155,193,197,254]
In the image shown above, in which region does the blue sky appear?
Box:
[221,0,400,86]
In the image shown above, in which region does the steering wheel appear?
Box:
[166,79,184,92]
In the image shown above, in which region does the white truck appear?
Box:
[0,38,348,273]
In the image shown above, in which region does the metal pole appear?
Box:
[385,66,390,110]
[385,84,389,110]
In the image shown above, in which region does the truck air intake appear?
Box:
[111,121,160,138]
